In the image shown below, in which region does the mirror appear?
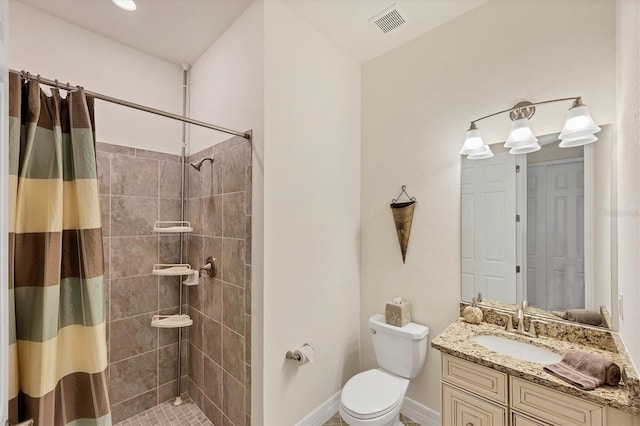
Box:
[460,124,614,328]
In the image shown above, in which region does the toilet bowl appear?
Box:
[339,314,429,426]
[339,369,408,426]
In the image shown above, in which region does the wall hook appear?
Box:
[391,185,416,204]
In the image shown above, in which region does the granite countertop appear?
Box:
[431,319,640,414]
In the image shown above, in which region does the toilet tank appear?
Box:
[369,314,429,379]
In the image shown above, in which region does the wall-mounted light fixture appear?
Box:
[460,97,600,160]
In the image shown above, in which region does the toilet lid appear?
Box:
[341,370,403,419]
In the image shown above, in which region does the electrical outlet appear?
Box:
[618,293,624,320]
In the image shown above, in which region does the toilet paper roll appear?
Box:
[294,344,315,365]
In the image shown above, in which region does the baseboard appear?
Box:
[295,392,439,426]
[401,397,441,426]
[296,391,341,426]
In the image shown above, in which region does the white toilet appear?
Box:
[339,314,429,426]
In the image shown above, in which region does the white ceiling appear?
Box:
[15,0,488,65]
[283,0,488,63]
[15,0,254,65]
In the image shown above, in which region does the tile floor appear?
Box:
[113,396,213,426]
[113,399,421,426]
[323,412,420,425]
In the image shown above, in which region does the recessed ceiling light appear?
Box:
[112,0,136,11]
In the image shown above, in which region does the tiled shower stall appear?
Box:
[97,135,252,425]
[185,136,252,426]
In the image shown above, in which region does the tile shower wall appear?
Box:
[185,135,252,426]
[96,142,186,423]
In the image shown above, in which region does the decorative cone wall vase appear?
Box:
[390,200,416,264]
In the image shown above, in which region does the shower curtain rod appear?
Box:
[10,69,250,139]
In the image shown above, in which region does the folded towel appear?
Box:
[552,309,603,326]
[544,349,621,390]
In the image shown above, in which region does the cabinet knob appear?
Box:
[466,423,474,426]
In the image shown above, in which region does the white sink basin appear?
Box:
[471,334,562,365]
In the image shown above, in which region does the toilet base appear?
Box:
[339,406,402,426]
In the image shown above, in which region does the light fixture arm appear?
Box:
[469,96,582,125]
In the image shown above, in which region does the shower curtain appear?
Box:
[8,73,111,425]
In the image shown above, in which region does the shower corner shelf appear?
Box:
[153,221,193,233]
[151,314,193,328]
[152,264,195,276]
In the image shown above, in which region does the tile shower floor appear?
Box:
[113,396,213,426]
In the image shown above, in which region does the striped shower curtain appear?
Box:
[8,73,111,425]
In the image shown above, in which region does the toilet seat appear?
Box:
[340,369,404,420]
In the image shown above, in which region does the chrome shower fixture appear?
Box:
[190,157,214,171]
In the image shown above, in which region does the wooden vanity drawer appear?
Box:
[442,354,508,404]
[512,411,553,426]
[443,384,506,426]
[510,377,604,426]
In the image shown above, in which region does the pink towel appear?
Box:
[544,349,621,390]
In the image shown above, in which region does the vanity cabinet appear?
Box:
[443,383,506,426]
[441,354,636,426]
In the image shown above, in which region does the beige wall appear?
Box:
[188,1,265,155]
[616,0,640,369]
[361,0,615,413]
[263,1,362,424]
[8,1,183,154]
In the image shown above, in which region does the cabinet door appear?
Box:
[442,384,506,426]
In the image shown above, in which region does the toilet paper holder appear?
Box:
[286,351,302,361]
[285,343,314,361]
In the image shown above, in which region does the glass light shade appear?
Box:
[467,144,494,160]
[509,141,541,155]
[112,0,137,11]
[505,118,539,148]
[460,128,486,155]
[558,134,598,148]
[559,105,600,140]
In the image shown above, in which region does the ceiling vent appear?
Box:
[368,3,408,35]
